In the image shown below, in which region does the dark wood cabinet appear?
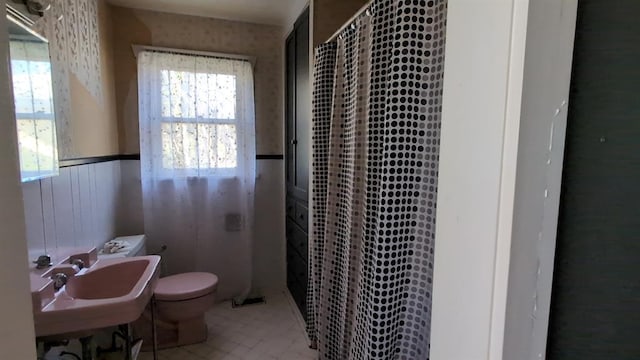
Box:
[285,8,310,322]
[287,9,310,201]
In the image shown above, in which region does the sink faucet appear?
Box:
[51,273,68,291]
[33,255,52,269]
[71,258,85,270]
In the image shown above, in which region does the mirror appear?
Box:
[7,13,58,182]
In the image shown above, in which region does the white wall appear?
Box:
[253,160,286,293]
[0,1,38,357]
[431,0,577,359]
[23,161,122,263]
[503,1,577,359]
[118,159,145,236]
[284,0,310,34]
[430,0,528,357]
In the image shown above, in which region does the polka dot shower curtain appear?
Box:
[308,1,447,359]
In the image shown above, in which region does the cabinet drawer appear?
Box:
[286,197,296,220]
[287,277,308,321]
[294,202,308,232]
[286,219,308,260]
[287,246,309,287]
[286,243,308,321]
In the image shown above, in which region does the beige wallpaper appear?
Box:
[110,6,284,155]
[33,0,119,158]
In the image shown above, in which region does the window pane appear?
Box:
[17,118,57,178]
[161,70,236,120]
[12,60,54,115]
[197,123,237,168]
[161,122,237,170]
[161,70,196,118]
[33,119,56,172]
[196,73,236,119]
[16,119,39,173]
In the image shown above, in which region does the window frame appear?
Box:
[152,66,241,176]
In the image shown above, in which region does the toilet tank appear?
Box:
[98,235,147,259]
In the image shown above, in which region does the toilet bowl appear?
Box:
[152,272,218,348]
[134,272,218,350]
[101,236,219,350]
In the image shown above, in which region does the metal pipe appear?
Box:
[151,295,158,360]
[123,324,131,360]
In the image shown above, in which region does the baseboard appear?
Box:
[232,296,266,308]
[284,288,310,344]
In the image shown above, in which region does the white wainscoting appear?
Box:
[253,159,285,294]
[23,161,122,263]
[117,159,286,295]
[118,159,145,236]
[22,158,287,295]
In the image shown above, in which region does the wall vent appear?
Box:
[225,213,243,232]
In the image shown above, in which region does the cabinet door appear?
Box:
[285,11,310,201]
[285,8,310,324]
[285,33,296,190]
[293,12,310,200]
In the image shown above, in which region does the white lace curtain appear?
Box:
[137,51,256,301]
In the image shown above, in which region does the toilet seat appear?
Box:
[155,272,218,301]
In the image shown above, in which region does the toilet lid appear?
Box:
[154,272,218,301]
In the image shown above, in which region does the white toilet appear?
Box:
[99,235,218,349]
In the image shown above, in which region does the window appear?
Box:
[138,50,255,179]
[159,70,238,170]
[9,40,58,182]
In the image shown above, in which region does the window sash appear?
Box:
[149,65,246,173]
[158,121,238,171]
[158,116,235,125]
[159,69,237,120]
[16,113,55,121]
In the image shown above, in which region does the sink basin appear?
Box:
[66,259,150,300]
[33,255,161,337]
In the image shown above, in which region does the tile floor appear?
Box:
[139,291,316,360]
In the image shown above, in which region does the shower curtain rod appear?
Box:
[131,44,257,67]
[326,0,375,43]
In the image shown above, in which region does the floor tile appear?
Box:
[142,290,317,360]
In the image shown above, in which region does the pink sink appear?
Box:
[65,259,150,300]
[33,256,161,337]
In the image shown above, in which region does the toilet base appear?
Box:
[134,313,209,351]
[134,272,217,351]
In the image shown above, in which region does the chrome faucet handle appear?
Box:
[71,258,85,270]
[33,255,52,269]
[51,273,68,291]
